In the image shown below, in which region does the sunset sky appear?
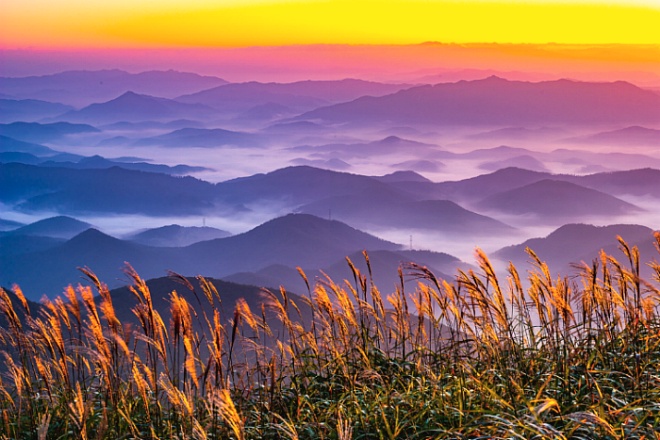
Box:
[2,0,660,49]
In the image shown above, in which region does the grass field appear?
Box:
[1,234,659,439]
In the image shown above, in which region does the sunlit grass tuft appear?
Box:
[1,233,659,438]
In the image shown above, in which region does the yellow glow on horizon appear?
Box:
[1,0,659,49]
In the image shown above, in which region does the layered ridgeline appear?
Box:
[3,163,658,217]
[299,77,660,125]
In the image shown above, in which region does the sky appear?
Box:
[2,0,660,49]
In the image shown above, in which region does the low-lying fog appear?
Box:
[7,119,659,266]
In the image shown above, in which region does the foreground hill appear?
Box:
[225,249,466,296]
[300,77,660,125]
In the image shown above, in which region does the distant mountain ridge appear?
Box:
[0,98,74,123]
[567,126,660,146]
[128,225,231,247]
[0,122,99,143]
[60,92,216,124]
[5,216,93,239]
[1,214,404,299]
[494,223,658,278]
[0,69,228,106]
[176,79,413,113]
[476,179,642,221]
[300,77,660,125]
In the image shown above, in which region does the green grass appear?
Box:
[1,234,659,439]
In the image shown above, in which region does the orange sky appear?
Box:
[2,1,660,49]
[1,1,658,83]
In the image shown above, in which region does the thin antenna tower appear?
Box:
[410,235,413,251]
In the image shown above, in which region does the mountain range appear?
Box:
[0,98,74,123]
[59,92,217,124]
[494,224,658,278]
[475,179,642,222]
[0,122,99,143]
[0,69,228,106]
[127,224,231,247]
[0,214,406,300]
[300,77,660,126]
[176,79,413,114]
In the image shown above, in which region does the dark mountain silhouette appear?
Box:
[300,77,660,125]
[424,167,553,202]
[0,135,59,156]
[571,168,660,198]
[0,218,24,231]
[104,275,314,354]
[0,163,218,215]
[299,189,514,234]
[128,225,231,247]
[388,167,660,206]
[0,69,228,106]
[38,155,210,175]
[0,235,65,256]
[0,152,43,164]
[60,92,216,124]
[476,179,642,221]
[567,126,660,146]
[0,122,99,143]
[134,127,259,148]
[181,214,401,276]
[494,224,657,277]
[1,215,402,300]
[6,216,93,239]
[224,249,464,296]
[0,286,43,330]
[177,79,412,113]
[215,166,396,206]
[0,98,73,123]
[0,228,174,299]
